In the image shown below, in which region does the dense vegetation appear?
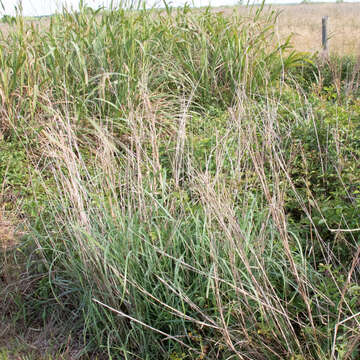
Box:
[0,3,359,359]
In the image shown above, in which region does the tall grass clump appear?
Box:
[0,1,359,359]
[0,2,302,132]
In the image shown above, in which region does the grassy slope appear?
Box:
[0,3,359,359]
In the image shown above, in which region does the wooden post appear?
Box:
[322,16,328,53]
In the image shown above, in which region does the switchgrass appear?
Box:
[0,2,302,131]
[0,2,359,359]
[20,89,358,359]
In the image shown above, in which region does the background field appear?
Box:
[221,3,360,54]
[272,3,360,54]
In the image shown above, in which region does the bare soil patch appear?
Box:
[0,212,19,251]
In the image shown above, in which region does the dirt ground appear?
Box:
[0,212,19,251]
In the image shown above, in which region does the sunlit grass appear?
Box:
[0,2,359,359]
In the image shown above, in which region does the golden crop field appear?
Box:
[234,3,360,54]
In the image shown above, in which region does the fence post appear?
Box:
[322,16,329,54]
